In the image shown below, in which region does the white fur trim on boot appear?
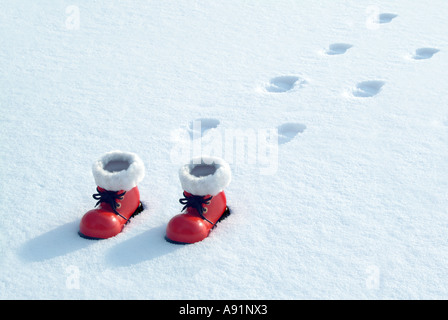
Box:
[92,151,145,192]
[179,156,231,196]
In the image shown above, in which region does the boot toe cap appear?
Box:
[166,214,210,244]
[79,209,123,239]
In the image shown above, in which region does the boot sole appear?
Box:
[165,206,231,245]
[78,202,145,240]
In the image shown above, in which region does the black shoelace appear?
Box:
[92,187,127,220]
[179,192,213,224]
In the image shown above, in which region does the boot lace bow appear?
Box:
[92,187,127,220]
[179,192,213,224]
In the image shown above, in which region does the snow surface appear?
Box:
[1,0,447,299]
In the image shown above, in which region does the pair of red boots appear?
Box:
[79,151,232,244]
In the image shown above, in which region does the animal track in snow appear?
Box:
[378,13,398,24]
[188,118,220,139]
[277,123,306,144]
[351,80,385,98]
[324,43,353,55]
[412,48,440,60]
[265,75,305,93]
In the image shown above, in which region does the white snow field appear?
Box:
[1,0,447,300]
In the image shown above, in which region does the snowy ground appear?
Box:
[1,0,447,299]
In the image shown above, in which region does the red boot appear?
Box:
[166,156,232,244]
[79,151,145,239]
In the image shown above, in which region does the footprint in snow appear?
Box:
[377,13,398,24]
[324,43,353,55]
[265,75,305,93]
[412,48,440,60]
[277,123,306,145]
[351,80,386,98]
[188,118,220,139]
